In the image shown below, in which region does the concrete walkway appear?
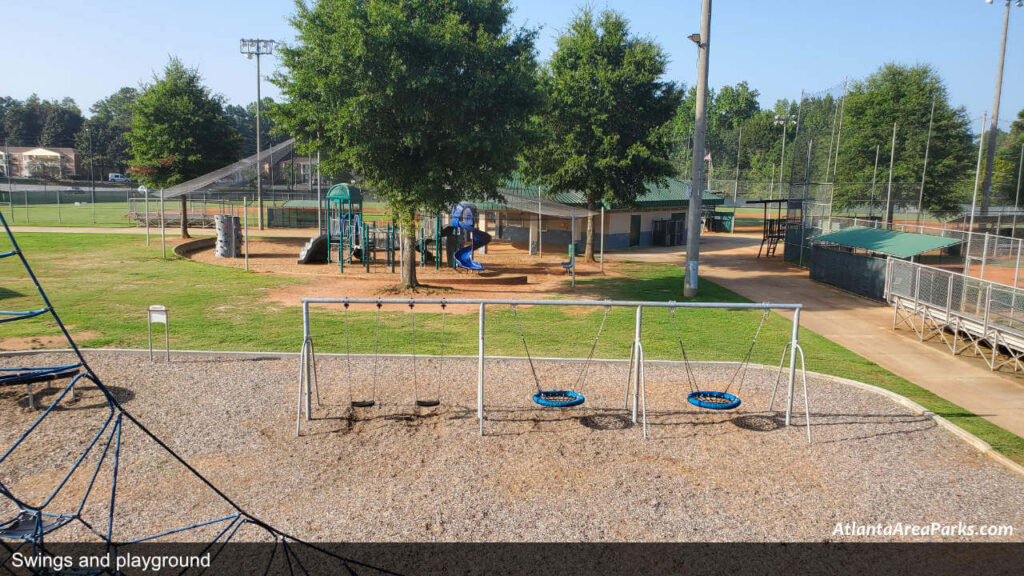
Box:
[611,233,1024,439]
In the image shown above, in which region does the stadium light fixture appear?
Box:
[238,38,279,230]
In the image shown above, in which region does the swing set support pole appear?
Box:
[631,304,643,424]
[786,307,800,426]
[478,302,485,436]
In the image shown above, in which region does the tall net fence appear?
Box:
[695,76,1023,239]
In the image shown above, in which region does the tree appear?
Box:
[525,8,680,261]
[128,58,240,237]
[2,95,83,148]
[995,108,1024,205]
[834,64,973,218]
[75,87,138,179]
[223,98,286,158]
[273,0,541,289]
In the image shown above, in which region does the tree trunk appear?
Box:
[399,210,418,290]
[179,196,191,238]
[585,200,596,262]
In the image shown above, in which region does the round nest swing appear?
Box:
[686,390,741,411]
[533,390,586,408]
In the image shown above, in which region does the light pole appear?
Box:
[87,127,95,224]
[980,0,1022,215]
[774,115,796,197]
[240,38,278,230]
[684,0,711,298]
[139,185,150,246]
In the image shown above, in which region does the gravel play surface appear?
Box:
[2,350,1023,543]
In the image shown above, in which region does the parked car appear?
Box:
[108,173,132,183]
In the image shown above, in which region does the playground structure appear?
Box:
[296,297,812,441]
[450,202,491,272]
[0,211,392,574]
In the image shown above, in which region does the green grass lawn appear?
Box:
[2,231,1022,464]
[2,201,138,227]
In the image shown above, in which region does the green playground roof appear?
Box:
[325,183,363,203]
[814,226,961,259]
[490,176,720,210]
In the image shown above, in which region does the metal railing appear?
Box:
[886,258,1024,370]
[297,297,812,442]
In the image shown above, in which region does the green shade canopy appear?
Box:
[814,226,961,259]
[325,183,363,203]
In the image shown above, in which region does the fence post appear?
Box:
[980,233,990,281]
[1016,240,1022,289]
[983,284,992,337]
[946,274,954,319]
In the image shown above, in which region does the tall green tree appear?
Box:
[525,8,680,261]
[128,58,241,237]
[274,0,540,288]
[834,63,973,218]
[223,98,287,158]
[995,108,1024,205]
[75,87,138,180]
[2,95,83,148]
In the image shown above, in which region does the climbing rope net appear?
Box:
[0,211,399,575]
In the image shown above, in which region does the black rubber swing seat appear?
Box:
[0,512,74,540]
[687,390,742,411]
[350,400,376,408]
[415,400,440,407]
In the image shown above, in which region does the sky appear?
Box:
[2,0,1021,131]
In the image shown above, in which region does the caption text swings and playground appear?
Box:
[9,551,211,573]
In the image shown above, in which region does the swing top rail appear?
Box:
[302,297,802,311]
[298,297,806,440]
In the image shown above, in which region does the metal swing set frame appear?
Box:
[297,298,813,442]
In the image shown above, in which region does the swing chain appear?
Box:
[669,307,701,394]
[344,301,353,404]
[511,304,543,393]
[727,307,770,395]
[435,301,446,403]
[409,301,418,403]
[573,306,611,394]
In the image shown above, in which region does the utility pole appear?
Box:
[966,112,988,268]
[684,0,711,298]
[980,0,1021,214]
[885,122,897,228]
[240,38,278,230]
[87,127,96,224]
[732,126,741,233]
[1014,143,1024,237]
[869,144,880,219]
[917,95,936,225]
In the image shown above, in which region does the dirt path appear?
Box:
[609,233,1024,439]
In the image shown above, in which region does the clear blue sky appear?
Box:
[2,0,1021,130]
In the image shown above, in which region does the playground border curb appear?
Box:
[3,347,1023,478]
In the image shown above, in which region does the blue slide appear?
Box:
[451,202,492,271]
